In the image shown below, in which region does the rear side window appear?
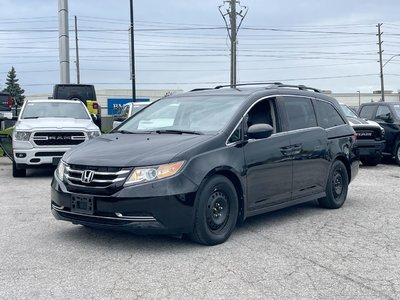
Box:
[314,100,346,129]
[283,97,317,131]
[359,105,375,120]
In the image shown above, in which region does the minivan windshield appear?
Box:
[117,95,244,134]
[21,101,90,119]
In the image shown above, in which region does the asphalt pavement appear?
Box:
[0,156,399,299]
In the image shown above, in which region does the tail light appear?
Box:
[92,103,98,109]
[354,132,357,141]
[7,96,12,108]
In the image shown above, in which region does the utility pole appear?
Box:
[219,1,248,88]
[74,16,80,84]
[377,23,384,102]
[58,0,70,84]
[129,0,136,101]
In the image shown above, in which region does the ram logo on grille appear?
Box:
[81,170,95,183]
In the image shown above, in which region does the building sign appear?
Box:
[107,98,150,115]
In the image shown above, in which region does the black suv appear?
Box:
[51,83,359,245]
[340,103,385,166]
[359,102,400,165]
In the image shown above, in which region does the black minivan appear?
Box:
[51,83,359,245]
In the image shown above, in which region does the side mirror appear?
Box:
[247,124,273,139]
[90,114,98,122]
[380,113,394,123]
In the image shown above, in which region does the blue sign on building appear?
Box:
[107,98,150,115]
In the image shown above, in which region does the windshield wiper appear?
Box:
[115,130,135,134]
[22,116,39,119]
[155,129,204,135]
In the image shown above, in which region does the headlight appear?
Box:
[87,131,101,139]
[56,160,67,181]
[125,161,185,185]
[14,131,31,141]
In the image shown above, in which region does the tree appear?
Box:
[2,66,25,107]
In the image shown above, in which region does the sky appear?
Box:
[1,0,400,96]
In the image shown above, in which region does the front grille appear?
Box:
[33,131,86,146]
[64,164,131,195]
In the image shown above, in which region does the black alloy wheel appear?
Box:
[395,143,400,166]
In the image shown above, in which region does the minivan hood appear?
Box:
[16,118,98,131]
[63,133,212,167]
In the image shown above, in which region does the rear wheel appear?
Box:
[318,160,348,209]
[12,161,26,177]
[189,175,238,246]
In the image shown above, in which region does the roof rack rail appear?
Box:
[189,88,214,92]
[274,83,321,93]
[214,82,283,89]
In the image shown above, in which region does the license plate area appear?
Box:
[71,194,94,214]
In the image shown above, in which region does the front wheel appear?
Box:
[189,175,238,246]
[318,160,349,209]
[12,162,26,177]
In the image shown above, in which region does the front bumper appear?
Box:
[51,172,198,234]
[14,147,71,166]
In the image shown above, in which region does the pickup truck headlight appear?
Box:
[87,131,101,139]
[56,160,67,181]
[14,131,31,141]
[125,161,185,185]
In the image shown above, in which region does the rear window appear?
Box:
[53,85,95,101]
[314,100,346,129]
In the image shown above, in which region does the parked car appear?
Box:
[0,92,13,120]
[52,83,359,245]
[112,102,150,128]
[340,103,385,166]
[12,99,101,177]
[52,84,101,128]
[359,102,400,165]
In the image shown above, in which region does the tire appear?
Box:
[189,175,238,246]
[67,95,87,106]
[12,161,26,177]
[360,155,381,166]
[318,160,349,209]
[395,143,400,166]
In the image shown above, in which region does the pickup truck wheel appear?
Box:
[12,162,26,177]
[189,175,238,246]
[318,160,348,209]
[360,156,381,166]
[395,143,400,166]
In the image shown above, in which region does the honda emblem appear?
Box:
[81,170,95,183]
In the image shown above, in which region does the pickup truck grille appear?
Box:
[33,131,86,146]
[64,164,131,195]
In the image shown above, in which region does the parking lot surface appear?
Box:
[0,156,399,299]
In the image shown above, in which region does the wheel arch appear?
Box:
[198,167,245,224]
[333,155,351,182]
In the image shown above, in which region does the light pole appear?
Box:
[129,0,136,101]
[357,90,360,106]
[381,53,400,102]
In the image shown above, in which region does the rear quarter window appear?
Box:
[314,100,346,129]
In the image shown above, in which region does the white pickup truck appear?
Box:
[12,99,101,177]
